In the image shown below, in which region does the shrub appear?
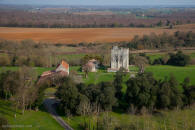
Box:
[167,51,190,66]
[182,77,195,106]
[157,75,183,109]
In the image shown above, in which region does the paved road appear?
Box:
[43,98,73,130]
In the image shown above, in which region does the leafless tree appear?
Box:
[134,56,148,74]
[11,66,37,115]
[83,65,92,78]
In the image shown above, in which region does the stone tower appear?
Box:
[108,46,129,72]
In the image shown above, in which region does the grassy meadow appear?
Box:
[146,65,195,85]
[0,100,63,130]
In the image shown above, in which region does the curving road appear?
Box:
[43,98,73,130]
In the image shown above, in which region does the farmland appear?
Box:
[0,24,194,44]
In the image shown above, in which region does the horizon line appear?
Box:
[1,3,195,7]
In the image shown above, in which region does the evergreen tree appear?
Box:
[125,72,158,110]
[114,68,127,99]
[182,77,195,106]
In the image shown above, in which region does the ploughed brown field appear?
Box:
[0,24,194,44]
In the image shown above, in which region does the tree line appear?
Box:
[152,51,191,66]
[133,51,192,67]
[123,31,195,49]
[56,70,195,117]
[0,8,194,28]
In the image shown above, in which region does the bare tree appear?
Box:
[134,56,148,74]
[83,65,92,78]
[12,66,37,115]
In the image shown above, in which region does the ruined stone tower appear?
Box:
[108,46,129,72]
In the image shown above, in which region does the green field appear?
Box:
[145,65,195,85]
[83,72,115,84]
[146,53,165,62]
[0,100,63,130]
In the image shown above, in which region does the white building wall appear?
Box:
[110,46,129,71]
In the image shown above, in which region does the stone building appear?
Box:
[38,60,69,84]
[56,60,69,75]
[82,59,99,72]
[108,46,129,72]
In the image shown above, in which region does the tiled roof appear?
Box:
[41,71,53,77]
[86,62,95,67]
[57,60,69,69]
[38,60,69,84]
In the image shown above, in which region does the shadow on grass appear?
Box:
[40,98,62,117]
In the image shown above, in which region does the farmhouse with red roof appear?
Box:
[56,60,69,75]
[38,60,69,84]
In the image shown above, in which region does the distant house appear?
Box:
[38,60,69,84]
[56,60,69,75]
[82,59,99,72]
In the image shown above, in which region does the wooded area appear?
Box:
[0,6,194,28]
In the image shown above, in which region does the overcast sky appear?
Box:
[0,0,194,6]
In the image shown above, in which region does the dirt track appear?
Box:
[0,24,194,44]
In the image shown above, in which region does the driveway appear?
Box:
[43,98,73,130]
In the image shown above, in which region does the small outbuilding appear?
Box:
[82,59,99,72]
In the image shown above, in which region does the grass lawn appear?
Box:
[0,99,63,130]
[83,72,115,85]
[61,106,195,130]
[0,66,19,72]
[145,65,195,85]
[146,53,165,62]
[44,88,57,95]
